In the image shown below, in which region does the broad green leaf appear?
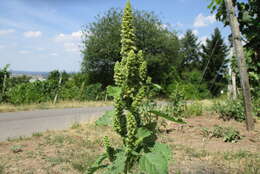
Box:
[95,110,115,126]
[139,143,171,174]
[139,152,168,174]
[104,151,127,174]
[149,110,186,124]
[135,127,152,145]
[153,83,162,90]
[106,86,121,98]
[150,143,171,161]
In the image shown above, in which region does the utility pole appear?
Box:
[224,0,254,130]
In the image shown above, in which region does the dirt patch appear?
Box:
[0,114,259,174]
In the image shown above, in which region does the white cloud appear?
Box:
[54,31,82,42]
[24,31,42,38]
[54,31,83,53]
[193,14,216,27]
[0,45,5,49]
[192,29,199,36]
[19,50,30,54]
[0,29,15,35]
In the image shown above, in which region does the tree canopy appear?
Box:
[81,8,180,86]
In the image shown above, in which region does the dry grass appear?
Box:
[0,100,112,113]
[0,114,259,174]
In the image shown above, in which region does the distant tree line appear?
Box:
[0,69,105,104]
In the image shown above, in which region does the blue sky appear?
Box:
[0,0,231,72]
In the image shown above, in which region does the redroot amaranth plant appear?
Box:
[87,1,184,174]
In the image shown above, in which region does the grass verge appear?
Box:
[0,100,112,113]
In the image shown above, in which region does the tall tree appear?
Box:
[201,28,229,96]
[81,8,180,86]
[180,30,201,71]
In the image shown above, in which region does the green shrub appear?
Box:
[166,82,210,100]
[213,99,245,122]
[201,125,241,143]
[7,81,57,104]
[82,83,105,101]
[60,80,81,100]
[164,87,186,118]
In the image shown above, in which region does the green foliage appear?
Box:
[8,75,30,87]
[82,83,104,101]
[166,70,211,100]
[149,110,186,124]
[81,7,180,86]
[167,86,186,117]
[139,143,171,174]
[6,81,56,104]
[213,99,245,122]
[201,28,229,96]
[95,110,114,126]
[47,70,69,83]
[209,0,260,98]
[180,30,201,71]
[201,125,241,143]
[0,65,10,103]
[253,98,260,117]
[59,79,81,101]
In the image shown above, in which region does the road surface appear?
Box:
[0,106,113,141]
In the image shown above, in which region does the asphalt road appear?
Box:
[0,106,113,141]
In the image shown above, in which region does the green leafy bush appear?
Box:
[7,81,57,104]
[213,99,245,122]
[82,83,105,101]
[201,125,241,143]
[166,81,210,100]
[60,80,81,100]
[164,87,186,118]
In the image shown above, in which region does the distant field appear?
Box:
[0,100,112,113]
